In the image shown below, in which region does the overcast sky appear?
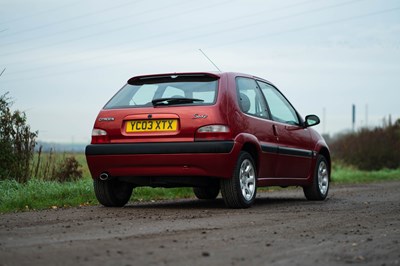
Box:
[1,0,399,143]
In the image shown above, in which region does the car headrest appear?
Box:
[239,93,251,113]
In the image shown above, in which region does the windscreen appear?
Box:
[104,74,219,109]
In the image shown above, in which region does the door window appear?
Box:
[257,81,299,125]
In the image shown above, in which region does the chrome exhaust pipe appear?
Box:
[99,172,109,181]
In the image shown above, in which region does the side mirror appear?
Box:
[305,114,320,128]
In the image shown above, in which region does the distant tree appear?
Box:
[0,92,38,182]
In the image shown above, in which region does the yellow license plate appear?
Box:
[126,119,178,133]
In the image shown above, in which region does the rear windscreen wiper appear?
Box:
[152,97,204,106]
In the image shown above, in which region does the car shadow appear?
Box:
[123,195,309,210]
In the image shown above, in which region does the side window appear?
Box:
[257,81,299,125]
[236,77,269,118]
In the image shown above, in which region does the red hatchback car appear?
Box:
[86,72,330,208]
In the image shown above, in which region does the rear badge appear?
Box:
[98,117,115,122]
[192,114,208,119]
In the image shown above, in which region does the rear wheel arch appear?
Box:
[241,142,259,172]
[234,133,262,174]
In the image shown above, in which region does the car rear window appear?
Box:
[104,74,219,109]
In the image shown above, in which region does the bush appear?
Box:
[0,93,37,182]
[331,120,400,170]
[54,156,83,182]
[32,147,83,182]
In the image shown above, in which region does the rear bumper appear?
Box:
[85,141,234,155]
[85,141,238,183]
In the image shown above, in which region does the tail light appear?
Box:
[195,125,231,141]
[91,129,109,144]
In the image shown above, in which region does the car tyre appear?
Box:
[221,151,257,208]
[303,155,329,200]
[193,185,220,200]
[94,179,133,207]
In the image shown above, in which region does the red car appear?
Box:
[86,72,330,208]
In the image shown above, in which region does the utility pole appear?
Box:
[352,104,356,132]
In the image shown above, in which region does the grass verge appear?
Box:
[331,162,400,183]
[0,178,96,213]
[0,178,193,214]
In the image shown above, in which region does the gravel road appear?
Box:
[1,181,399,266]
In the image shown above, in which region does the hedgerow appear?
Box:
[330,119,400,170]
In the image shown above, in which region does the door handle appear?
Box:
[272,125,279,136]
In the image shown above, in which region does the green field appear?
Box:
[1,155,399,213]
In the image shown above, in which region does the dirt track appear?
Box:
[1,181,399,266]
